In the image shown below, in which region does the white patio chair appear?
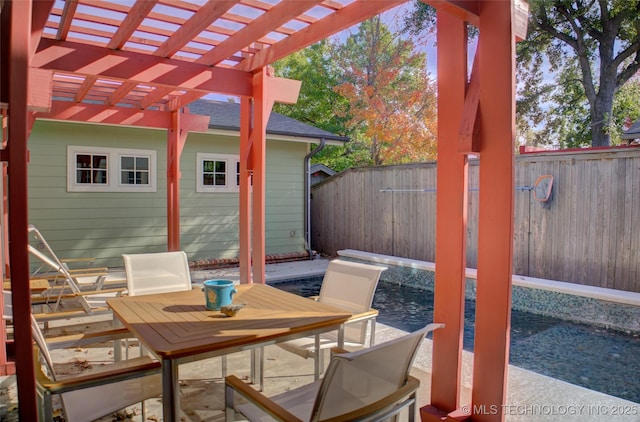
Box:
[123,250,193,296]
[31,314,162,422]
[226,322,444,422]
[122,251,193,355]
[266,259,387,383]
[122,251,231,376]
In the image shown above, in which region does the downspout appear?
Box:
[304,138,326,260]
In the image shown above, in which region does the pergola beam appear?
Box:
[197,0,324,67]
[33,39,254,98]
[423,0,480,26]
[158,0,241,59]
[108,0,159,50]
[237,0,406,72]
[36,100,209,129]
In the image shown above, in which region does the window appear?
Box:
[75,153,107,185]
[67,146,156,192]
[120,155,150,186]
[197,153,240,193]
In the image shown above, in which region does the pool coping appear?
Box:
[338,249,640,334]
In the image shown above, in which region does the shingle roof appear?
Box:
[189,99,348,143]
[622,118,640,140]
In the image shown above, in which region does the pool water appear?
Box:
[272,278,640,404]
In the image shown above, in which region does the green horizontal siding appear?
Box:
[28,120,309,268]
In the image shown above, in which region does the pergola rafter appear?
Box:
[1,1,525,420]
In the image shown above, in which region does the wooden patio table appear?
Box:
[107,283,352,421]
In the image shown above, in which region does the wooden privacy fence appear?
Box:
[311,147,640,293]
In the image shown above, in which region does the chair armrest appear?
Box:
[73,287,127,297]
[330,347,349,356]
[33,307,111,322]
[308,296,320,301]
[45,327,132,350]
[67,268,108,276]
[226,375,303,422]
[35,354,160,395]
[346,309,378,324]
[61,257,97,265]
[321,376,420,422]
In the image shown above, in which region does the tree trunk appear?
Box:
[590,85,615,147]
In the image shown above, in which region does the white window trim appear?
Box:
[67,145,157,193]
[197,152,240,193]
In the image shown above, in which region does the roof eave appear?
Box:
[208,126,348,145]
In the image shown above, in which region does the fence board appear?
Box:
[311,148,640,293]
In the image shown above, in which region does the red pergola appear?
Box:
[0,1,525,420]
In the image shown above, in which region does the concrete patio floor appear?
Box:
[1,258,638,421]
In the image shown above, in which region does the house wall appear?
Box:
[27,120,307,269]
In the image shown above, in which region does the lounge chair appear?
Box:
[265,259,386,382]
[226,322,444,422]
[32,314,162,421]
[28,225,126,318]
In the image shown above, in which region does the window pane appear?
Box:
[121,171,134,184]
[121,156,134,170]
[93,155,107,169]
[136,157,149,170]
[77,170,91,184]
[93,170,107,184]
[76,155,91,168]
[137,172,149,185]
[203,174,214,186]
[203,160,215,172]
[214,174,226,186]
[214,161,226,172]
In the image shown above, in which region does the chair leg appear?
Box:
[408,393,416,422]
[370,318,377,346]
[222,355,227,378]
[225,382,235,422]
[314,334,321,381]
[251,348,264,391]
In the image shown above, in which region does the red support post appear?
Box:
[167,110,182,251]
[250,68,272,284]
[239,97,252,284]
[428,9,470,416]
[7,0,39,419]
[472,1,517,420]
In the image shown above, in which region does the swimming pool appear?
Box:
[271,277,640,404]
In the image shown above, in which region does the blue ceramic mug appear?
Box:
[203,279,237,310]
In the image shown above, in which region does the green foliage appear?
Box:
[273,16,437,170]
[401,0,478,40]
[272,40,348,135]
[612,78,640,144]
[333,17,437,165]
[516,0,640,147]
[403,0,640,148]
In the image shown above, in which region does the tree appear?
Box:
[272,40,347,135]
[333,17,437,165]
[518,0,640,147]
[273,17,437,169]
[404,0,640,148]
[272,40,357,171]
[612,75,640,144]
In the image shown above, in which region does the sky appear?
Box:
[206,2,438,102]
